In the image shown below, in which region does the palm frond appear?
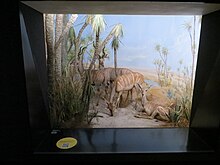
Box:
[91,15,106,34]
[112,23,123,38]
[111,36,120,49]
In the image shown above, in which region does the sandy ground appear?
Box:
[88,98,171,128]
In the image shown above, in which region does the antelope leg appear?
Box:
[134,112,154,119]
[116,91,123,108]
[152,106,170,121]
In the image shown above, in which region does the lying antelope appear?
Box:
[136,85,175,121]
[105,72,146,116]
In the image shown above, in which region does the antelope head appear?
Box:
[102,97,117,116]
[137,83,152,115]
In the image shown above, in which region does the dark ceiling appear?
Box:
[22,1,220,15]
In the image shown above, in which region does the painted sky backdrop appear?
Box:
[74,15,202,72]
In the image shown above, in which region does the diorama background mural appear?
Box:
[44,14,201,128]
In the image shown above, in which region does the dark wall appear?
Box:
[190,10,220,151]
[20,3,50,129]
[1,0,31,163]
[191,10,220,129]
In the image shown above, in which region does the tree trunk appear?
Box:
[76,22,88,43]
[114,48,117,76]
[45,14,55,126]
[45,14,55,89]
[79,52,84,73]
[89,28,100,70]
[55,14,63,77]
[91,29,115,70]
[101,31,115,50]
[78,46,87,74]
[76,22,89,74]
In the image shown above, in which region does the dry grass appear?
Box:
[49,71,94,128]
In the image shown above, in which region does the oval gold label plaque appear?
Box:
[56,137,77,149]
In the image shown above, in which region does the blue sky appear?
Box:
[73,14,201,72]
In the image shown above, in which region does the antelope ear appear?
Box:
[144,84,152,92]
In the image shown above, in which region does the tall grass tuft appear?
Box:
[168,97,191,127]
[168,64,192,127]
[49,70,92,128]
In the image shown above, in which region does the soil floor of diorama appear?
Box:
[87,98,173,128]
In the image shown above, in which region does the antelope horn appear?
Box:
[137,83,143,91]
[101,96,109,104]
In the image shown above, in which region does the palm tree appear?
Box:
[100,23,123,52]
[111,24,123,67]
[74,15,106,121]
[89,21,123,70]
[100,24,123,70]
[89,15,106,70]
[111,36,121,76]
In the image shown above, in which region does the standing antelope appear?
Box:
[102,67,133,87]
[105,72,146,116]
[90,69,107,107]
[91,69,105,87]
[91,67,133,96]
[103,67,133,97]
[91,68,132,87]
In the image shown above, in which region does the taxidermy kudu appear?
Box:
[104,72,147,116]
[136,85,176,122]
